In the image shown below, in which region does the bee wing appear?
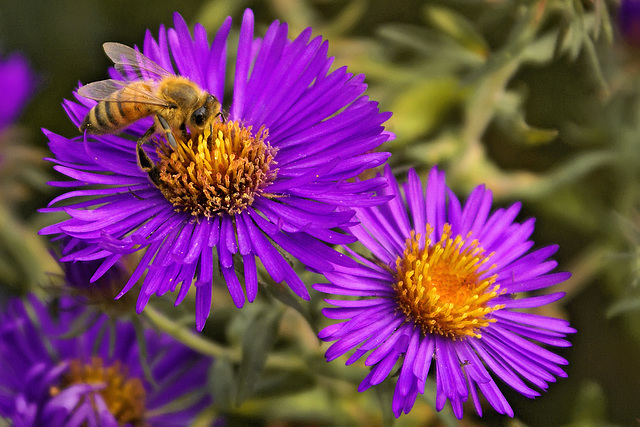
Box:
[103,42,173,82]
[77,79,126,100]
[77,79,173,107]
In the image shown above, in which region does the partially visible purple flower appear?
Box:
[0,295,212,426]
[620,0,640,47]
[0,50,47,293]
[0,51,37,131]
[54,240,137,316]
[315,165,576,419]
[40,10,392,330]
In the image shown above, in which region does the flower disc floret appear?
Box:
[156,121,276,218]
[394,225,503,340]
[54,358,146,426]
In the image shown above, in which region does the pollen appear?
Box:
[393,224,505,340]
[51,357,146,426]
[156,120,277,218]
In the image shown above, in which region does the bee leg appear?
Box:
[156,115,178,148]
[138,124,156,146]
[136,122,162,187]
[136,138,162,188]
[136,115,177,188]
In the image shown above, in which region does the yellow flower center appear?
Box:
[156,120,277,218]
[51,357,146,426]
[393,224,504,339]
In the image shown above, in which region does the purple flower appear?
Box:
[55,240,138,315]
[0,51,37,131]
[314,165,576,419]
[0,295,212,426]
[39,10,392,330]
[620,0,640,46]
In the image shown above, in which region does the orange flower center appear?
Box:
[51,357,146,426]
[156,120,277,218]
[393,224,504,339]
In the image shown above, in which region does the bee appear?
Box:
[78,42,223,185]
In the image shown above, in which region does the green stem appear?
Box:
[143,304,307,370]
[143,304,238,359]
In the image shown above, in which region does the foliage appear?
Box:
[1,0,639,425]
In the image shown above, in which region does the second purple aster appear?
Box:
[314,165,576,419]
[0,295,212,426]
[0,50,37,131]
[39,9,392,330]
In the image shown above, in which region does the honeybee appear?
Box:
[78,42,223,184]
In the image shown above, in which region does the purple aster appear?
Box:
[314,165,576,419]
[620,0,640,47]
[0,294,212,426]
[0,51,37,131]
[54,240,138,316]
[39,10,392,330]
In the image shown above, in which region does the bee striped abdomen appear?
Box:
[80,82,158,134]
[92,100,118,129]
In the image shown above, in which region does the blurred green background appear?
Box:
[1,0,639,426]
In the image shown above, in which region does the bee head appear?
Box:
[189,94,222,131]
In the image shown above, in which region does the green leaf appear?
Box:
[423,5,489,56]
[569,381,609,426]
[377,24,485,70]
[261,273,313,325]
[131,316,155,387]
[565,2,586,61]
[0,205,56,291]
[390,77,461,141]
[252,369,316,398]
[493,90,559,145]
[582,35,609,98]
[607,290,640,318]
[419,378,459,427]
[210,357,237,411]
[196,0,248,32]
[58,307,102,339]
[521,30,558,65]
[236,306,283,403]
[595,0,613,43]
[405,132,461,166]
[520,123,559,145]
[374,378,396,427]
